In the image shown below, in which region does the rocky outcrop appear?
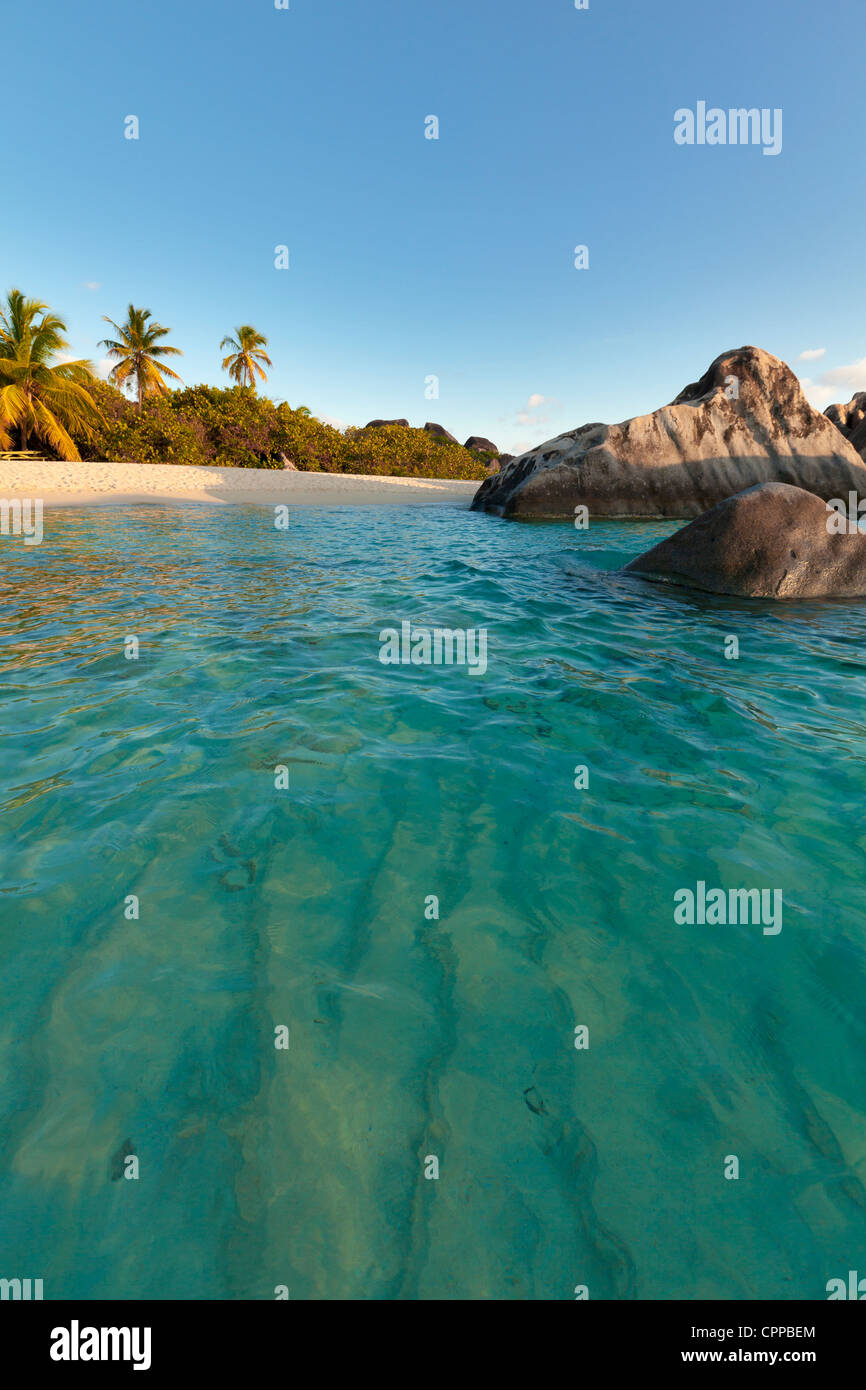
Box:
[826,393,866,461]
[826,392,866,435]
[361,420,498,453]
[424,422,459,444]
[472,347,866,519]
[624,482,866,598]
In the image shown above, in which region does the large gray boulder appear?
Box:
[624,482,866,598]
[465,435,499,454]
[365,418,409,429]
[471,347,866,518]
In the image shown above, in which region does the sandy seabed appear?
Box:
[0,460,480,507]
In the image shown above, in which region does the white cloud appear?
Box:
[800,356,866,412]
[800,378,837,411]
[510,393,556,425]
[316,413,347,431]
[502,392,561,454]
[85,281,101,291]
[816,357,866,392]
[95,357,114,380]
[797,347,826,362]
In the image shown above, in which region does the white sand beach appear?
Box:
[0,460,480,507]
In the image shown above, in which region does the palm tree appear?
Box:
[0,289,102,458]
[100,305,183,409]
[220,325,272,391]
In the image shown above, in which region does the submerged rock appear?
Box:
[109,1138,135,1182]
[624,482,866,598]
[471,347,866,519]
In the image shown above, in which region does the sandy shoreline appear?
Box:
[0,460,480,508]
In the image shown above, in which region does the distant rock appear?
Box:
[851,419,866,458]
[485,454,515,474]
[825,392,866,436]
[424,422,459,444]
[624,482,866,598]
[464,435,499,454]
[472,347,866,518]
[826,393,866,460]
[365,418,409,429]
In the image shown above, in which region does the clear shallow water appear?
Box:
[1,501,865,1301]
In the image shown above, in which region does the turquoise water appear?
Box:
[1,501,865,1301]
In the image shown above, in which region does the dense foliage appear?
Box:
[76,381,490,479]
[1,288,491,478]
[0,290,103,459]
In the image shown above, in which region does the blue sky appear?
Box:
[3,0,864,454]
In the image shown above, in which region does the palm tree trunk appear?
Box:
[19,390,30,450]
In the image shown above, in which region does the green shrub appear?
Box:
[75,382,490,480]
[344,425,488,479]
